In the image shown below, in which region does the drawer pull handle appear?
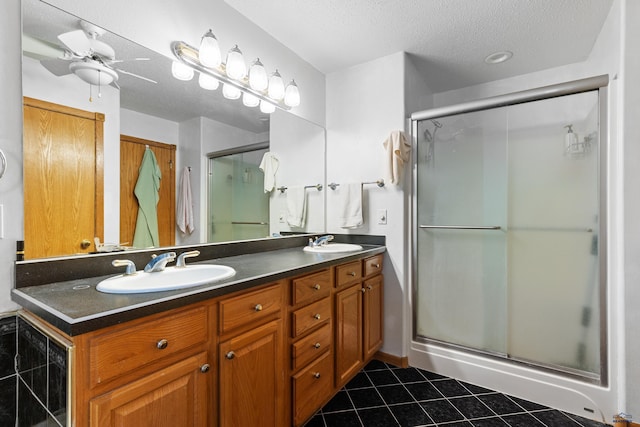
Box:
[254,304,263,312]
[156,339,168,350]
[347,271,356,277]
[361,288,366,293]
[373,263,380,268]
[225,351,236,360]
[313,372,321,379]
[314,342,321,349]
[313,313,321,320]
[313,284,321,290]
[200,364,211,373]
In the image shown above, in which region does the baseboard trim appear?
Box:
[374,351,409,368]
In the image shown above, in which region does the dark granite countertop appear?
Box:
[12,244,386,336]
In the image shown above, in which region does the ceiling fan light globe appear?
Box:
[69,60,118,86]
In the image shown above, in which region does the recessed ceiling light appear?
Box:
[484,51,513,64]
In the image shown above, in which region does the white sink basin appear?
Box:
[96,265,236,294]
[303,243,363,254]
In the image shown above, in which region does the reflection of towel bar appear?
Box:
[231,221,269,225]
[328,179,385,190]
[277,184,323,194]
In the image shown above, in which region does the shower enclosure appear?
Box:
[412,76,607,383]
[208,144,270,243]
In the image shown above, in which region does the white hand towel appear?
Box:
[336,183,363,229]
[383,130,411,185]
[259,152,279,193]
[176,167,194,234]
[286,187,307,228]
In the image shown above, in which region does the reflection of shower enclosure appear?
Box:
[208,145,269,243]
[412,76,607,383]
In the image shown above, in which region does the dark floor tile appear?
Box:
[432,379,472,398]
[564,412,610,427]
[508,396,547,411]
[323,410,362,427]
[357,406,399,427]
[0,316,16,379]
[418,369,446,381]
[420,399,465,424]
[460,381,494,395]
[471,417,509,426]
[17,379,48,427]
[389,402,433,427]
[477,394,524,416]
[502,413,546,427]
[377,385,415,405]
[304,413,325,427]
[439,422,474,427]
[393,368,428,384]
[367,369,401,386]
[348,387,385,409]
[346,372,374,389]
[323,390,354,413]
[532,409,581,426]
[405,381,443,401]
[364,360,389,371]
[0,376,16,426]
[449,396,495,419]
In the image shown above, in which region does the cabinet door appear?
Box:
[335,283,363,386]
[219,319,284,427]
[364,275,384,360]
[89,352,209,427]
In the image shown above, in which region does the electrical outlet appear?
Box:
[377,209,387,225]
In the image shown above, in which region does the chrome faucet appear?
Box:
[176,250,200,268]
[308,235,334,247]
[144,252,176,273]
[112,259,137,276]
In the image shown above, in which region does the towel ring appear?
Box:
[0,149,6,180]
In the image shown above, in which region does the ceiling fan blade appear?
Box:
[115,68,157,84]
[57,29,91,55]
[22,34,66,60]
[40,58,72,77]
[109,57,151,64]
[110,80,121,90]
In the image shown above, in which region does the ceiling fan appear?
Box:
[25,20,156,90]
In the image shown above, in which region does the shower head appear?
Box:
[431,119,442,129]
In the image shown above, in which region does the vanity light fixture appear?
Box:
[171,30,301,113]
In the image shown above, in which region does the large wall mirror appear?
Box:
[21,0,326,259]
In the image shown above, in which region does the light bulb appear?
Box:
[199,72,219,90]
[260,100,276,114]
[284,80,300,107]
[199,29,221,68]
[222,83,241,100]
[268,70,284,100]
[243,92,260,107]
[249,58,268,91]
[171,61,194,81]
[225,45,246,80]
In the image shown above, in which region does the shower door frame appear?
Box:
[410,75,609,385]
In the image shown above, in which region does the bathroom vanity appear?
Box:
[12,236,385,426]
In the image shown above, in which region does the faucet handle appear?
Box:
[112,259,137,276]
[176,250,201,268]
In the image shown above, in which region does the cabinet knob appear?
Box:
[254,304,263,312]
[225,351,236,360]
[313,372,321,379]
[361,288,366,293]
[347,271,356,277]
[313,284,321,290]
[373,263,380,269]
[367,285,373,291]
[314,342,321,349]
[200,364,210,373]
[156,339,168,350]
[313,313,321,320]
[80,239,91,249]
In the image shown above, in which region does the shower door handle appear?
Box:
[419,225,502,230]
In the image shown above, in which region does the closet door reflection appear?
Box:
[208,148,269,243]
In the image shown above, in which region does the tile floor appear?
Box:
[305,360,611,427]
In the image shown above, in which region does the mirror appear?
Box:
[21,0,326,259]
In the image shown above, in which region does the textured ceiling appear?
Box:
[225,0,614,92]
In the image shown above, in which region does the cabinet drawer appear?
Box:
[89,305,208,387]
[219,283,282,334]
[364,255,383,277]
[335,260,362,287]
[292,269,331,305]
[292,297,331,338]
[292,322,331,371]
[293,351,334,426]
